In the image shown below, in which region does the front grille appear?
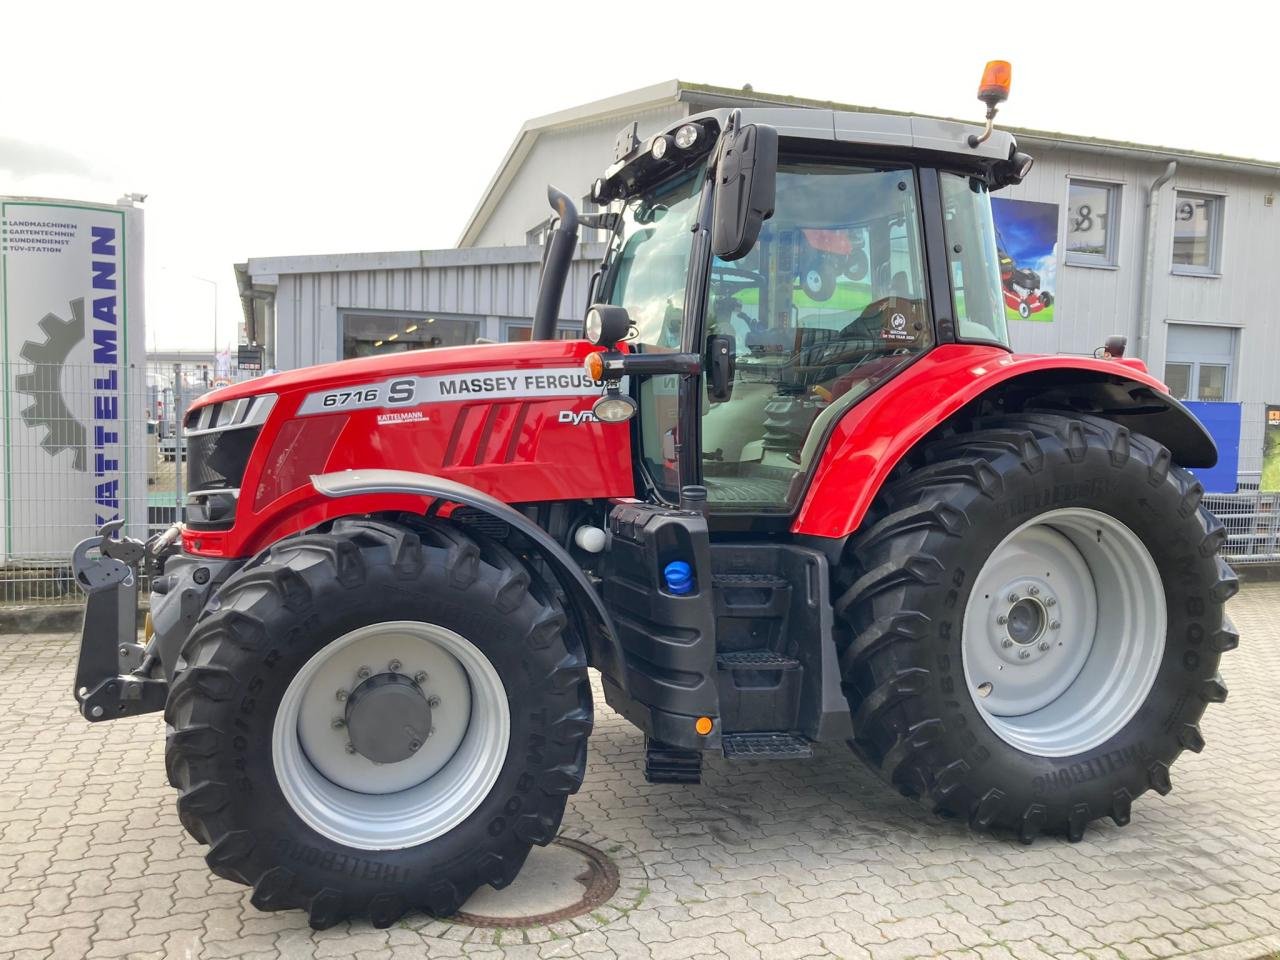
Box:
[186,426,261,492]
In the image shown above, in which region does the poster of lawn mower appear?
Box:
[991,197,1059,322]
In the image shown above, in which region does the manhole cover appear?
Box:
[454,836,620,928]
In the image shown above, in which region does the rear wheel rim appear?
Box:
[272,620,509,850]
[962,508,1166,758]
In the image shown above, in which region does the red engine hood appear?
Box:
[191,340,596,410]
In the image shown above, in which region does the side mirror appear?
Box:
[711,117,778,261]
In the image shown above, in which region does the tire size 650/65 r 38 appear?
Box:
[163,518,592,928]
[836,413,1237,842]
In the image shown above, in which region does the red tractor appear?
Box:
[72,65,1236,929]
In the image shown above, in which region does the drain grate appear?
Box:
[453,836,620,928]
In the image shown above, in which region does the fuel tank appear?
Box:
[183,339,633,557]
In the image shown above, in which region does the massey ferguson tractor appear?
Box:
[70,63,1237,929]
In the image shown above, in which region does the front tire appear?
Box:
[835,413,1238,842]
[164,518,592,927]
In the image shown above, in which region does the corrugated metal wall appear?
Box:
[272,246,603,370]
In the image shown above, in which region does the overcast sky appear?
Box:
[4,0,1276,351]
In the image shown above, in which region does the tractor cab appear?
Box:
[571,84,1034,518]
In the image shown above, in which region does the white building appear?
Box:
[237,80,1280,481]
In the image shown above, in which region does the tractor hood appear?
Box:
[178,335,633,559]
[190,338,599,411]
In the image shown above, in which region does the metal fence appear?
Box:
[2,368,1278,604]
[1,361,253,605]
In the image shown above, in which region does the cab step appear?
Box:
[716,649,800,670]
[643,737,703,785]
[721,732,813,761]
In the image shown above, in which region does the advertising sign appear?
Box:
[1262,406,1280,492]
[0,197,146,560]
[991,198,1059,323]
[1183,401,1240,494]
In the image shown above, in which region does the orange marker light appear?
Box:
[695,716,713,736]
[978,60,1012,106]
[583,352,605,382]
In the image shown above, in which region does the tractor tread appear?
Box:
[835,411,1233,844]
[164,517,592,928]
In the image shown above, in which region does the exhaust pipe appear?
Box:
[531,186,579,341]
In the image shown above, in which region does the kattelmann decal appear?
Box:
[298,367,607,416]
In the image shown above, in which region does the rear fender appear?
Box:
[793,345,1218,539]
[311,469,626,693]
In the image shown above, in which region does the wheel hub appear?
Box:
[274,621,510,849]
[962,508,1166,758]
[988,578,1063,667]
[345,673,432,764]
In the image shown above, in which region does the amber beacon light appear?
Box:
[969,60,1012,148]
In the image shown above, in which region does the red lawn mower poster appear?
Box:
[991,197,1058,323]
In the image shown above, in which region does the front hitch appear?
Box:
[70,521,170,722]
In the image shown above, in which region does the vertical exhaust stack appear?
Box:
[532,186,580,340]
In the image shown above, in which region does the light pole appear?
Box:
[193,275,218,358]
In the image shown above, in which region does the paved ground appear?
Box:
[3,586,1280,960]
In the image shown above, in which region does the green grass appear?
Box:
[732,279,875,315]
[1007,302,1055,324]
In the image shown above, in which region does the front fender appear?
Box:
[311,469,626,693]
[793,345,1218,539]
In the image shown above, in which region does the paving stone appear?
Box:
[2,584,1279,958]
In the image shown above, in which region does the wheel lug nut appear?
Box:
[1001,638,1013,648]
[389,659,402,672]
[335,689,348,701]
[997,615,1008,625]
[1007,593,1019,602]
[345,742,356,754]
[1050,620,1061,630]
[1017,649,1031,660]
[331,717,345,729]
[414,671,428,685]
[1046,598,1056,607]
[356,666,371,680]
[427,695,441,708]
[1038,641,1050,652]
[409,739,421,752]
[1028,586,1040,596]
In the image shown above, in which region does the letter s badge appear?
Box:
[387,378,416,405]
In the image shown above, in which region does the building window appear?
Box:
[1164,323,1236,401]
[526,219,550,245]
[502,319,582,342]
[1171,191,1223,275]
[340,311,480,358]
[1066,180,1121,266]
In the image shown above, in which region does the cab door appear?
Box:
[698,159,935,514]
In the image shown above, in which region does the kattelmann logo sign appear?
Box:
[0,198,145,560]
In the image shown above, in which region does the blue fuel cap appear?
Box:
[663,560,694,596]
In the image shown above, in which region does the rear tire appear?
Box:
[835,413,1237,842]
[164,517,592,927]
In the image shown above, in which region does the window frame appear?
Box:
[500,318,583,342]
[337,308,481,359]
[1163,321,1238,401]
[1065,178,1123,269]
[1171,190,1225,277]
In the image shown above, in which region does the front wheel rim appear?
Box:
[272,620,510,850]
[962,508,1166,758]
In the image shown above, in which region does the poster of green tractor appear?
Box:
[992,197,1058,322]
